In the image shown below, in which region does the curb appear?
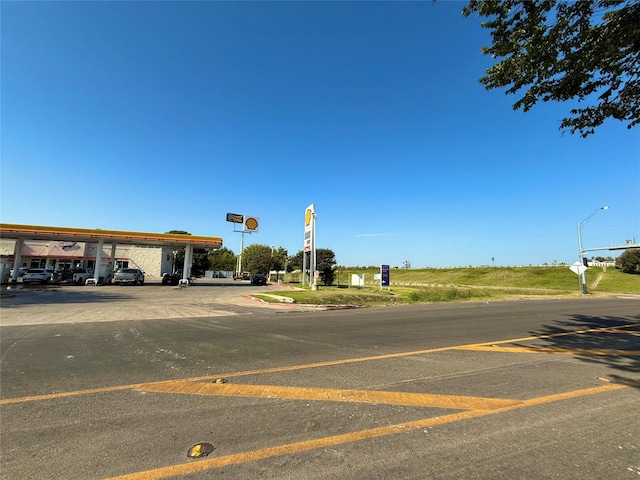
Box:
[243,295,359,310]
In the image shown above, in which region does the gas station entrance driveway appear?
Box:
[0,278,290,326]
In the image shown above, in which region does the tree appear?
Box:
[270,247,288,273]
[207,247,236,272]
[241,244,273,275]
[615,249,640,274]
[316,248,337,286]
[463,0,640,137]
[289,250,304,272]
[188,251,208,276]
[288,249,337,285]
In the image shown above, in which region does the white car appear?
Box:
[22,268,55,284]
[10,267,28,277]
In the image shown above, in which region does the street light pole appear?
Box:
[577,206,608,294]
[271,245,275,282]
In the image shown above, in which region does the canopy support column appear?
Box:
[10,238,24,284]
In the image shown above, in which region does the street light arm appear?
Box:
[576,206,607,295]
[579,206,608,227]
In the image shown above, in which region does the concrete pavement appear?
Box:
[0,278,307,326]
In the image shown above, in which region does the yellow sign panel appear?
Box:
[244,217,259,232]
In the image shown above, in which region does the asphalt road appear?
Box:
[1,286,639,479]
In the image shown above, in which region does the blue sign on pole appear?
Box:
[381,264,390,287]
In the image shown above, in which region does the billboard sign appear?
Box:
[226,213,244,224]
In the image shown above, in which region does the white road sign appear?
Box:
[569,261,588,276]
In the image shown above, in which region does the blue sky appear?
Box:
[2,1,638,268]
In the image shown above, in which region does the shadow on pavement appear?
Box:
[1,286,135,307]
[524,313,640,389]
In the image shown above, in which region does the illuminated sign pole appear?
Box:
[311,208,317,290]
[303,204,315,288]
[227,213,259,275]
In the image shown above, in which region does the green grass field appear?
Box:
[338,266,639,293]
[257,266,639,307]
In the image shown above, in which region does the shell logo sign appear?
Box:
[304,203,314,252]
[244,217,259,232]
[305,208,313,227]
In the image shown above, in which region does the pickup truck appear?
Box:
[52,268,93,284]
[113,268,145,285]
[72,268,93,285]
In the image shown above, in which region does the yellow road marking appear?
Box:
[105,382,627,480]
[0,384,138,405]
[136,381,522,410]
[456,345,640,356]
[2,322,637,405]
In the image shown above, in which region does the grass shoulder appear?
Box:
[266,266,637,307]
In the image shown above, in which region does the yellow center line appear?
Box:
[136,381,523,410]
[456,345,640,356]
[2,322,637,405]
[105,382,627,480]
[0,384,140,405]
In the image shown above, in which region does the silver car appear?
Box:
[22,268,55,284]
[112,268,145,285]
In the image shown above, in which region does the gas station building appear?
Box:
[0,224,223,284]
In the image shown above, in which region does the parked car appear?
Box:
[10,267,27,277]
[52,269,74,284]
[163,269,193,285]
[234,272,251,280]
[53,268,93,285]
[22,268,55,285]
[113,268,145,285]
[251,274,267,286]
[71,268,93,285]
[162,272,182,285]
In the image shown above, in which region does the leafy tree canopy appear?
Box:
[241,244,273,275]
[288,249,337,285]
[316,248,337,286]
[615,249,640,274]
[463,0,640,136]
[208,247,236,272]
[289,250,304,272]
[270,247,289,272]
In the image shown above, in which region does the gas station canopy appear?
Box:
[0,223,223,249]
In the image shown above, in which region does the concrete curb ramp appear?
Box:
[244,294,359,310]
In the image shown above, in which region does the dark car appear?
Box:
[251,274,267,286]
[162,270,191,285]
[162,272,182,285]
[52,269,74,284]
